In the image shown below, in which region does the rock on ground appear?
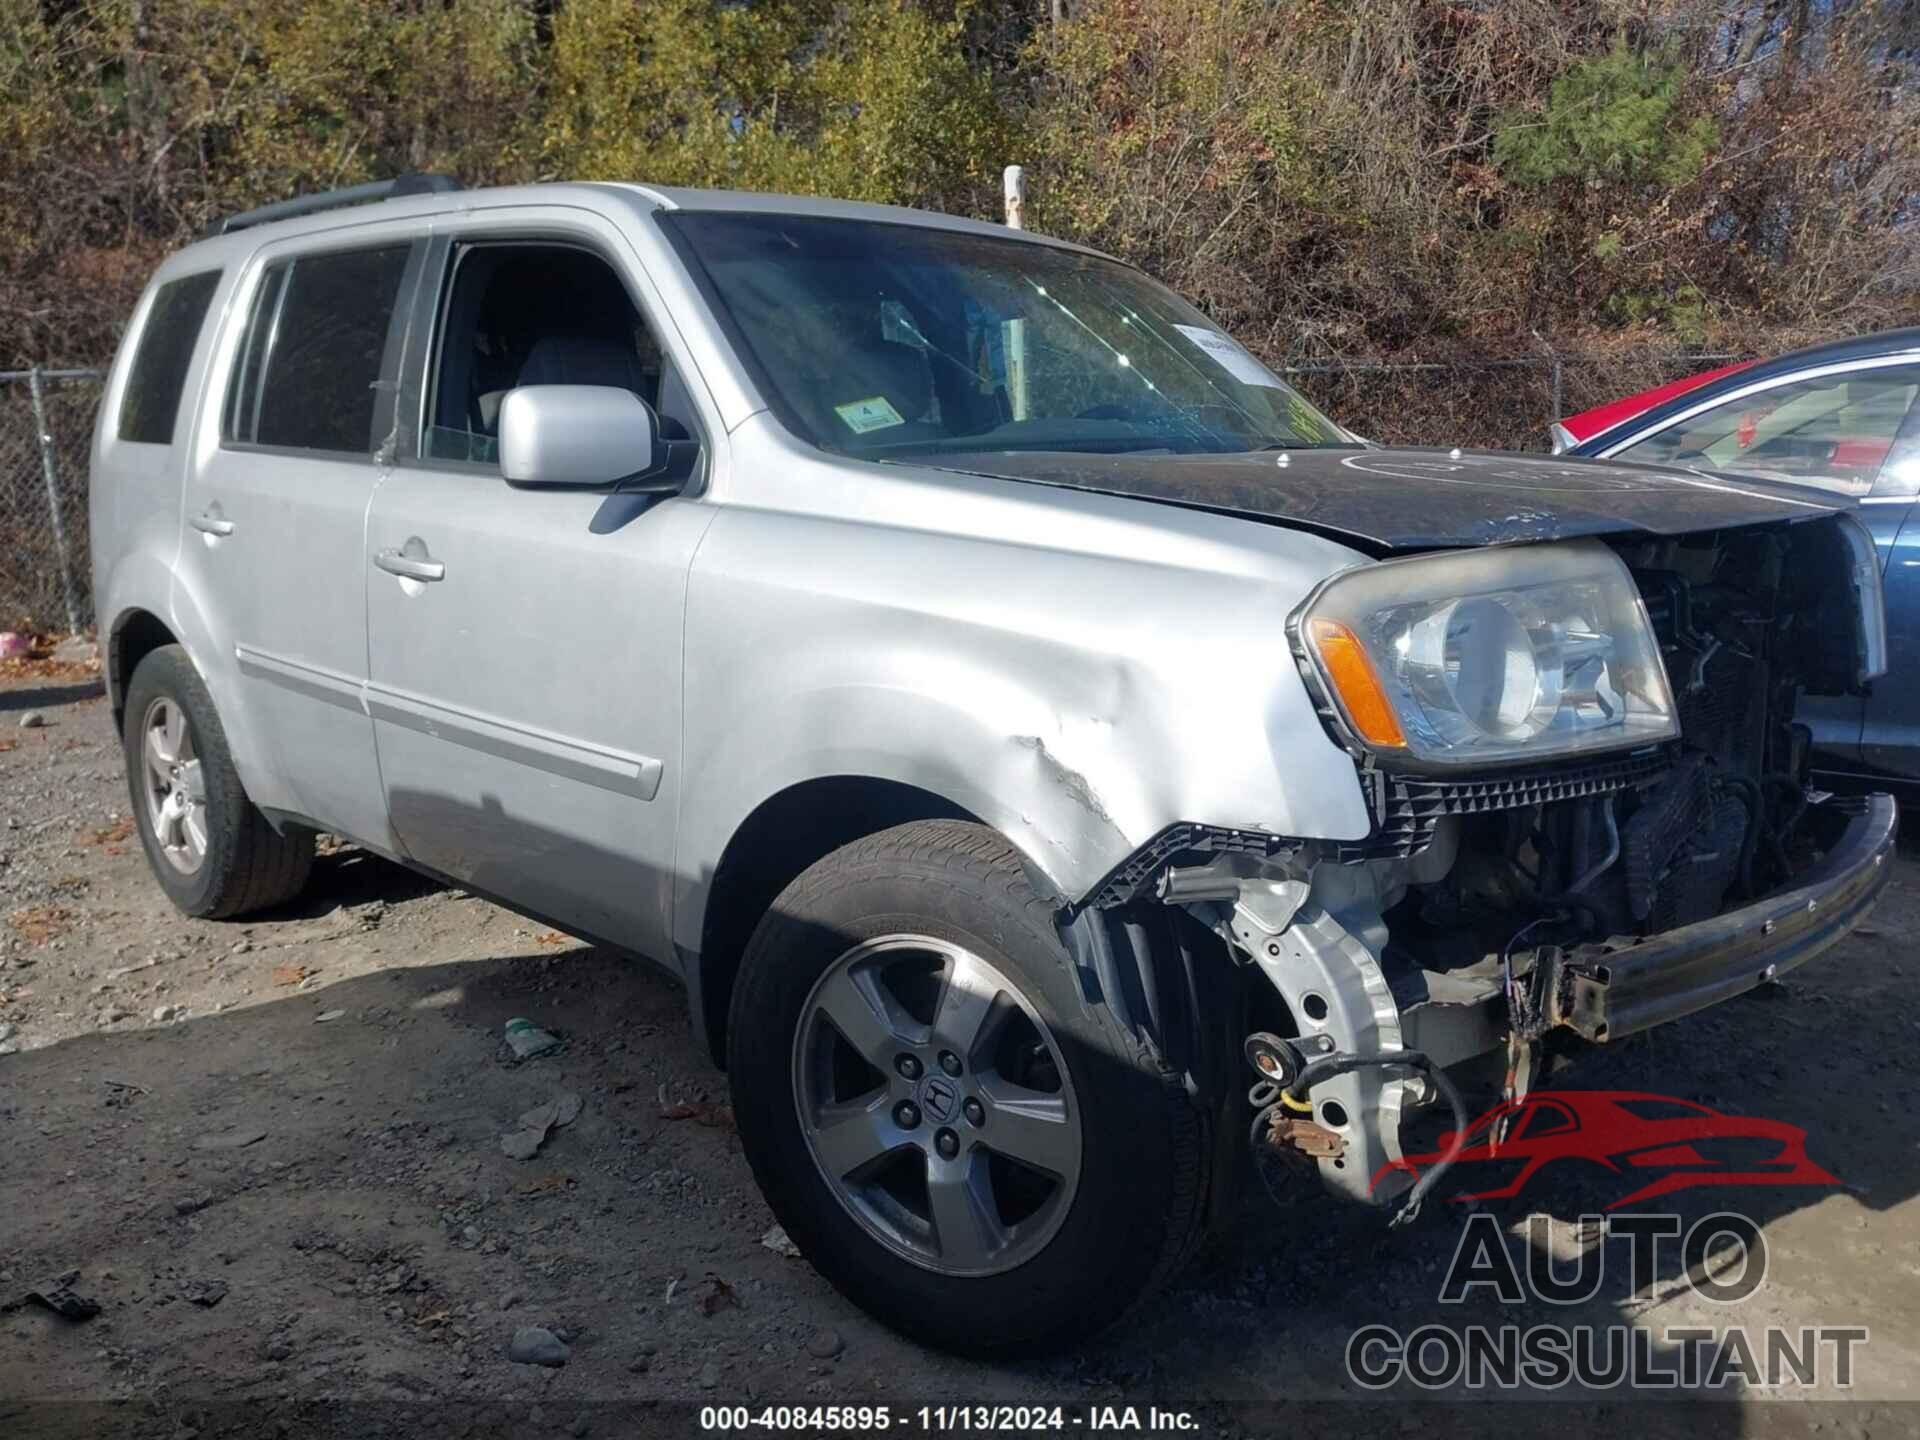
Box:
[507,1326,571,1368]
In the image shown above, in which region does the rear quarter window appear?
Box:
[118,270,222,445]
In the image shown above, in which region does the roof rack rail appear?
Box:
[204,173,462,238]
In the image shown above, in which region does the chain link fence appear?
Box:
[3,368,103,635]
[1280,350,1748,452]
[0,349,1748,635]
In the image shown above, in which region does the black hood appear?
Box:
[910,446,1847,552]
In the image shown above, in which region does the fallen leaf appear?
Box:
[534,930,569,947]
[81,817,134,847]
[0,653,100,684]
[698,1273,738,1316]
[271,964,312,987]
[515,1173,575,1196]
[0,738,16,753]
[8,906,73,945]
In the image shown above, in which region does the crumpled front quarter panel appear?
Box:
[673,425,1376,950]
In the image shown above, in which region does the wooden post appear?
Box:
[1002,166,1030,421]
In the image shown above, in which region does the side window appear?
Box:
[226,245,411,454]
[1616,365,1920,497]
[118,270,222,444]
[422,243,691,466]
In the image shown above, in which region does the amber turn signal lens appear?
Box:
[1307,618,1406,749]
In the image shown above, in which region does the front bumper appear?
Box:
[1547,794,1897,1043]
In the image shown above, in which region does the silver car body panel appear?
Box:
[672,411,1375,953]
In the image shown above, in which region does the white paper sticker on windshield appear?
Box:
[835,395,906,434]
[1174,324,1282,389]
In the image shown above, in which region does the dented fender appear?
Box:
[670,415,1378,959]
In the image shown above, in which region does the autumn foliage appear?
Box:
[3,0,1915,428]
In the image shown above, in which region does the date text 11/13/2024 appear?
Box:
[698,1406,1201,1431]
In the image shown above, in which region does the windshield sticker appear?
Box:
[1288,392,1334,443]
[1174,324,1283,389]
[834,395,906,434]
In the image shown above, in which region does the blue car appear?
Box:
[1558,329,1920,784]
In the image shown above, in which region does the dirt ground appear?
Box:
[3,669,1919,1439]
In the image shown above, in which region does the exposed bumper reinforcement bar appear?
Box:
[1547,794,1897,1043]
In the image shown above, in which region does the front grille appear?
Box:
[1336,745,1678,861]
[1078,747,1677,909]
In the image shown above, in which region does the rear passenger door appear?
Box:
[177,232,427,852]
[363,217,716,961]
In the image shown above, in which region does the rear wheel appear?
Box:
[122,645,314,918]
[727,819,1207,1355]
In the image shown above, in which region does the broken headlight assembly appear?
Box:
[1292,538,1678,766]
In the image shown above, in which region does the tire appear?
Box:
[122,644,314,919]
[727,819,1207,1355]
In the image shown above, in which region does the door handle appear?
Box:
[374,546,446,583]
[191,512,235,537]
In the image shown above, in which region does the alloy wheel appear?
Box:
[791,935,1083,1277]
[139,697,208,875]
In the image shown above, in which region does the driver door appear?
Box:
[364,216,717,961]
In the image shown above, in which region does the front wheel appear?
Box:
[727,820,1208,1355]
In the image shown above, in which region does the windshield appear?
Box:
[661,212,1351,459]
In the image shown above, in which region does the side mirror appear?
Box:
[499,385,682,492]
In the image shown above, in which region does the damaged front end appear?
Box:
[1078,513,1895,1215]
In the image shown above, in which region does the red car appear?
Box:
[1372,1091,1837,1210]
[1550,359,1757,454]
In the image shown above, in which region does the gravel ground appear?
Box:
[2,666,1918,1439]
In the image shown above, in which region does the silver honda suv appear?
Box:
[92,175,1895,1354]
